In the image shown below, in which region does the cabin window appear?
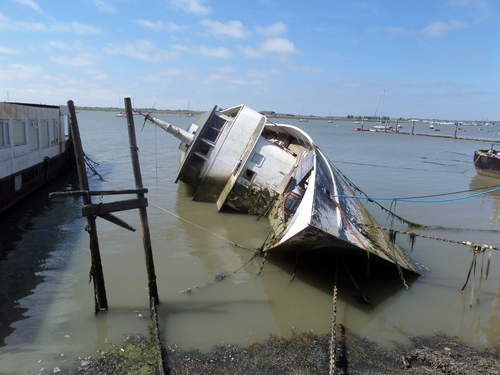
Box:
[210,115,226,130]
[203,127,219,143]
[12,120,27,146]
[201,115,226,143]
[196,141,212,156]
[251,153,265,167]
[40,119,50,148]
[242,168,256,182]
[0,120,9,148]
[50,119,59,145]
[29,120,40,151]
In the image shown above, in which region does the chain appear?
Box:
[361,224,500,251]
[329,283,338,375]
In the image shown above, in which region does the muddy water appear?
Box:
[0,112,499,374]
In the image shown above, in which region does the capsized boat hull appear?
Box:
[266,143,418,274]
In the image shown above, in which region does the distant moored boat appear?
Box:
[474,146,500,177]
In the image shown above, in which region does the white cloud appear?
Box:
[104,40,176,62]
[170,0,211,15]
[51,54,97,66]
[196,45,232,57]
[422,20,467,37]
[216,65,235,74]
[52,22,101,35]
[172,44,189,51]
[135,19,184,32]
[381,26,409,35]
[0,63,42,82]
[0,66,128,108]
[0,45,21,55]
[201,19,248,39]
[0,13,100,34]
[92,73,109,81]
[93,0,116,14]
[47,41,71,50]
[0,12,46,31]
[144,68,198,81]
[260,38,296,54]
[257,21,287,36]
[14,0,42,13]
[241,38,296,58]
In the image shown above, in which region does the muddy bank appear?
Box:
[74,330,498,375]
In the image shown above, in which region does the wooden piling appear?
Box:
[123,97,160,305]
[67,100,108,312]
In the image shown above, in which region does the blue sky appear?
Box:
[0,0,498,120]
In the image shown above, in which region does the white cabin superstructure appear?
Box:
[0,102,74,214]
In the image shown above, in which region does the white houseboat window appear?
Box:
[49,119,58,145]
[12,120,27,146]
[29,120,40,151]
[251,153,265,167]
[0,120,9,148]
[40,119,50,148]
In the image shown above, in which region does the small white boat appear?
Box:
[371,124,393,131]
[139,105,418,274]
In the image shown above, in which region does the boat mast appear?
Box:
[138,112,195,146]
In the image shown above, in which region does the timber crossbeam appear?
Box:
[82,198,148,217]
[49,188,148,198]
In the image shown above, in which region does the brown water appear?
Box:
[0,112,499,374]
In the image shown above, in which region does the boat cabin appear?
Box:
[0,102,72,214]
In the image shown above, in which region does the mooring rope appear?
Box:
[331,187,500,203]
[149,202,257,251]
[361,224,500,251]
[178,250,261,294]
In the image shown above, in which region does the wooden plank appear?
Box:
[82,198,147,216]
[98,213,136,232]
[49,188,148,198]
[68,100,108,312]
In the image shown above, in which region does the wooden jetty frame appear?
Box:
[51,98,161,310]
[51,98,167,373]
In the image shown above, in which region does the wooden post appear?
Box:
[124,97,160,305]
[411,120,415,135]
[67,100,108,312]
[454,122,458,139]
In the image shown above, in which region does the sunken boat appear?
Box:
[140,105,418,274]
[474,146,500,178]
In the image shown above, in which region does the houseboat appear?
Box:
[0,102,74,215]
[139,105,418,274]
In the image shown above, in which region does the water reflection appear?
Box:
[0,173,80,346]
[171,180,416,343]
[469,173,500,229]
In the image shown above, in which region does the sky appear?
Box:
[0,0,498,120]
